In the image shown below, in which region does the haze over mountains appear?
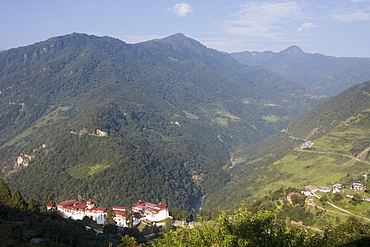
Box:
[1,32,369,212]
[231,47,370,96]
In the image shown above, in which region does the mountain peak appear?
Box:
[169,33,187,38]
[154,33,207,52]
[280,45,304,54]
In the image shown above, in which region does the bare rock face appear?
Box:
[95,129,107,136]
[15,153,33,167]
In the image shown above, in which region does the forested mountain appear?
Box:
[231,46,370,96]
[204,80,370,210]
[0,33,322,211]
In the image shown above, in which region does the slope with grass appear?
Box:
[203,80,370,210]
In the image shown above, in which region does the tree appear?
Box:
[125,205,134,228]
[291,194,300,205]
[171,207,190,221]
[151,208,319,246]
[0,179,11,206]
[118,235,139,247]
[43,188,56,205]
[28,194,40,213]
[332,193,343,202]
[104,209,117,235]
[10,190,25,210]
[10,225,25,246]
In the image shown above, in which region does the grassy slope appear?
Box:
[246,108,370,202]
[203,81,370,211]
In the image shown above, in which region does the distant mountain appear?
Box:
[204,80,370,210]
[0,33,323,211]
[231,47,370,96]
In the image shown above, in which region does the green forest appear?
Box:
[0,33,322,212]
[2,179,370,247]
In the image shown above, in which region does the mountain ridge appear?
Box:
[231,46,370,96]
[0,33,323,210]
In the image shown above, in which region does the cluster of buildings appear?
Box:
[301,182,366,197]
[282,182,368,206]
[46,199,170,227]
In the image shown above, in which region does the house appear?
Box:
[301,188,313,196]
[318,186,332,193]
[332,184,343,193]
[304,185,318,193]
[56,199,108,224]
[346,193,354,198]
[362,197,370,202]
[351,183,366,191]
[46,204,55,210]
[133,201,170,222]
[300,141,314,149]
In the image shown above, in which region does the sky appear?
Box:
[1,0,370,57]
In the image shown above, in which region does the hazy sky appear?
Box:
[1,0,370,57]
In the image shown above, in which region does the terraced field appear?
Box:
[269,109,370,190]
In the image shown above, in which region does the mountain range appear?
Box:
[231,46,370,96]
[0,33,322,211]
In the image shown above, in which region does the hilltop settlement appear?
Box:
[46,199,170,227]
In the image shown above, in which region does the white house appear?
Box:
[346,193,354,198]
[300,141,314,149]
[318,186,332,193]
[55,199,108,225]
[304,185,318,193]
[351,183,365,191]
[332,184,343,193]
[133,201,170,222]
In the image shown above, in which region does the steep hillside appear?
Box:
[204,80,370,210]
[231,47,370,96]
[0,33,322,211]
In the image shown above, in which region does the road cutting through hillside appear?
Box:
[311,192,370,222]
[296,148,370,165]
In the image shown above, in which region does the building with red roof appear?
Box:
[56,199,108,224]
[49,199,169,226]
[133,201,169,222]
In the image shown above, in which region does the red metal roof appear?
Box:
[58,200,80,207]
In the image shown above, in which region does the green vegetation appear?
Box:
[205,81,370,211]
[0,33,322,212]
[152,208,370,247]
[231,45,370,96]
[3,178,370,247]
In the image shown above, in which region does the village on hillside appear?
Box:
[288,182,368,207]
[46,199,170,228]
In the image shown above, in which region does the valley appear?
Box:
[1,32,370,246]
[0,33,323,212]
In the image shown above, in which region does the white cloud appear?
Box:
[296,22,316,32]
[223,2,306,40]
[349,0,370,2]
[170,3,194,18]
[330,10,370,22]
